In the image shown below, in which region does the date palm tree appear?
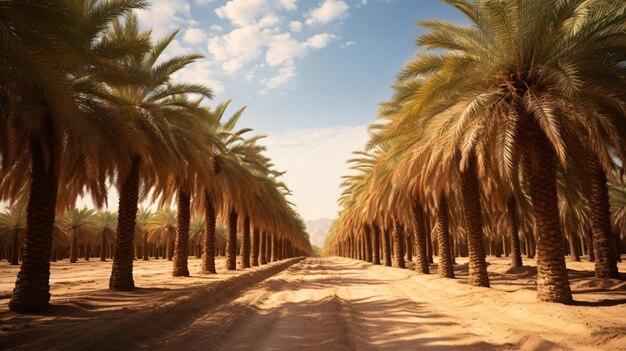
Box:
[393,0,626,303]
[101,16,213,290]
[146,208,177,261]
[1,0,147,312]
[59,208,97,263]
[0,206,26,265]
[94,211,117,261]
[136,208,152,261]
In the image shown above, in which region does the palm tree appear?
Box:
[146,208,177,261]
[102,16,213,290]
[136,208,153,261]
[1,0,147,313]
[59,208,97,263]
[392,0,626,303]
[94,212,117,261]
[0,206,26,265]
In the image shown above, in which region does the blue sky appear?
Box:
[131,0,464,221]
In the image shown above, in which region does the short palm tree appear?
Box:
[0,206,26,265]
[146,208,177,261]
[59,208,97,263]
[94,212,117,261]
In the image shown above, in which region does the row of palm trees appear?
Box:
[0,207,229,263]
[0,0,312,313]
[323,0,625,304]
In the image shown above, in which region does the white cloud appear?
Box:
[306,33,337,49]
[264,125,369,220]
[210,25,224,32]
[261,64,296,89]
[279,0,297,11]
[183,28,207,44]
[340,40,356,48]
[207,0,341,88]
[265,33,306,66]
[172,60,225,94]
[135,0,191,38]
[208,25,269,74]
[290,21,303,33]
[196,0,214,4]
[305,0,349,26]
[258,14,281,28]
[215,0,269,27]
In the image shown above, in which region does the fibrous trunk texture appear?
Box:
[270,235,277,262]
[109,156,140,291]
[508,198,523,268]
[372,224,381,265]
[412,201,430,274]
[226,209,237,270]
[9,136,58,313]
[521,119,572,303]
[172,189,191,277]
[364,225,373,263]
[259,231,267,264]
[587,153,619,278]
[436,194,454,278]
[251,227,260,266]
[69,232,78,263]
[202,192,215,273]
[393,222,405,268]
[240,215,251,269]
[382,226,392,266]
[459,154,489,287]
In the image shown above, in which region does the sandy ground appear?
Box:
[0,256,625,350]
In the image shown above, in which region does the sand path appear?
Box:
[146,257,626,351]
[2,257,625,350]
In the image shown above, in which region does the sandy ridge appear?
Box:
[0,257,304,351]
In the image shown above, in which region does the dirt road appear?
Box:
[2,257,625,350]
[146,258,626,351]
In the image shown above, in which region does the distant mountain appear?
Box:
[306,218,333,247]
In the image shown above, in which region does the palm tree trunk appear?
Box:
[371,224,381,265]
[9,135,58,313]
[259,231,267,265]
[425,217,434,263]
[100,231,107,261]
[142,232,149,261]
[508,198,523,268]
[364,225,373,263]
[459,154,489,286]
[201,192,216,273]
[109,156,140,291]
[393,221,405,268]
[172,189,191,277]
[69,232,78,263]
[226,208,238,270]
[381,226,392,266]
[436,193,454,278]
[270,235,277,262]
[412,201,430,274]
[251,227,260,266]
[522,123,572,303]
[587,154,619,278]
[240,215,251,269]
[10,231,20,265]
[406,234,413,262]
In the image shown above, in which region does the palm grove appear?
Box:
[0,0,312,313]
[323,0,626,304]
